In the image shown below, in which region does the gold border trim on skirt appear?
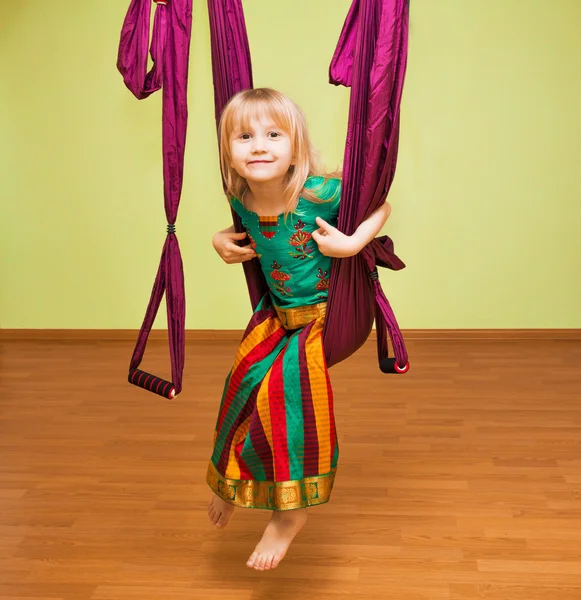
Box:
[206,461,336,511]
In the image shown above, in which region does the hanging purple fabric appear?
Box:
[118,0,192,397]
[327,0,410,369]
[207,0,268,311]
[208,0,410,372]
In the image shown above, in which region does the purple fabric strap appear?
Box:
[206,0,268,310]
[208,0,410,370]
[118,0,192,394]
[327,0,409,368]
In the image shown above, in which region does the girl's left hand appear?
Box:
[311,217,359,258]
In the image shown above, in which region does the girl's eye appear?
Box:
[239,132,281,139]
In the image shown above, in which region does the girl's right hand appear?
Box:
[212,230,257,264]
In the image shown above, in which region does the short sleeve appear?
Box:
[325,179,341,221]
[229,197,245,220]
[309,177,341,222]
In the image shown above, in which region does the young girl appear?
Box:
[206,88,392,571]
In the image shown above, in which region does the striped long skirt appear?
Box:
[206,293,339,511]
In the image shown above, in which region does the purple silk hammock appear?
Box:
[118,0,410,400]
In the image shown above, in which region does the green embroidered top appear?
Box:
[230,176,342,309]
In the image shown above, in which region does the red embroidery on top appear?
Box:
[288,219,314,260]
[269,260,293,297]
[246,228,262,259]
[315,267,329,292]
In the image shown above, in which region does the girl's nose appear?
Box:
[250,136,267,152]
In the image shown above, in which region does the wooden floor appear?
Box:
[1,336,581,599]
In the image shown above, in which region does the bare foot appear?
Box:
[207,493,235,528]
[246,508,308,570]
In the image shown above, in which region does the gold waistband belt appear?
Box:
[274,302,327,330]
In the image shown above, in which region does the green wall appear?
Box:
[1,1,579,330]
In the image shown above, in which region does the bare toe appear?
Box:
[208,507,216,524]
[247,551,258,568]
[261,554,269,570]
[272,554,282,569]
[208,495,235,529]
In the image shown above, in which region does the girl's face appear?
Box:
[229,115,294,185]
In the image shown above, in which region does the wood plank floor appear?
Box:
[1,336,580,599]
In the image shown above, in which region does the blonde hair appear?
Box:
[218,88,342,223]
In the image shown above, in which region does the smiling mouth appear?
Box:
[248,161,272,164]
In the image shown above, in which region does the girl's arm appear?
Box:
[212,224,256,264]
[313,201,392,258]
[349,202,392,254]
